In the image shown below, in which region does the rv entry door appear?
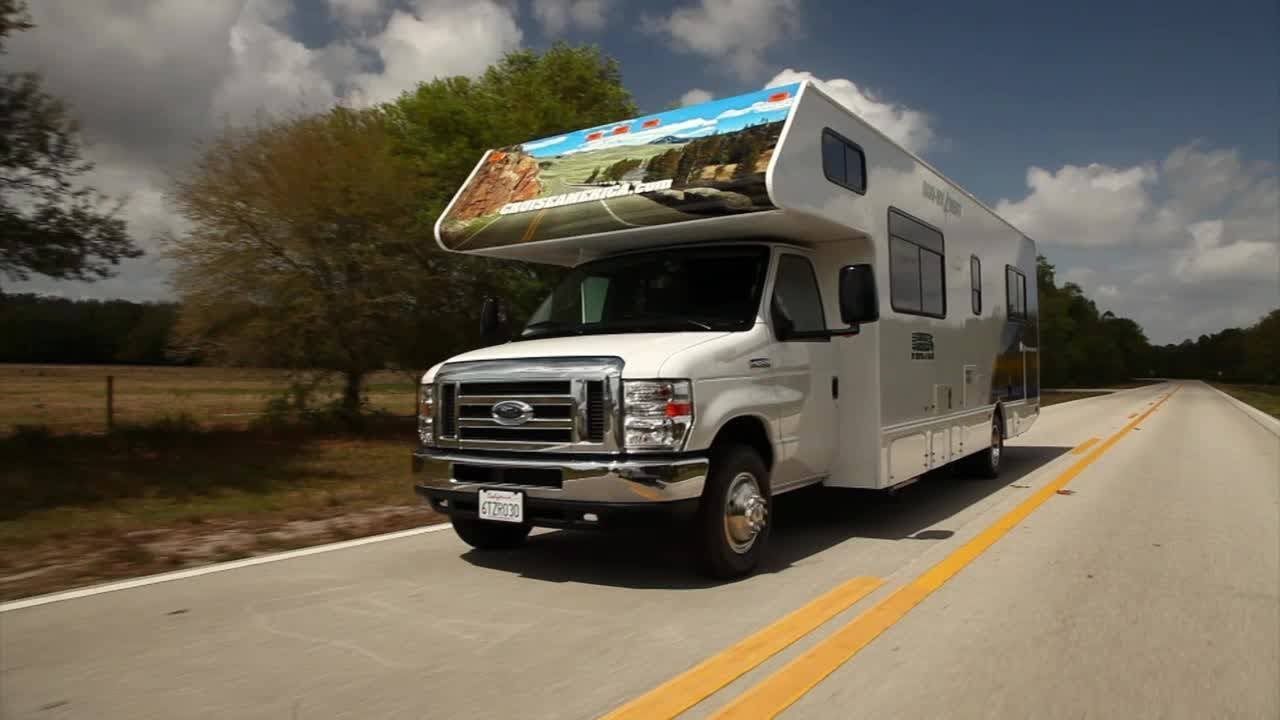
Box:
[769,254,837,490]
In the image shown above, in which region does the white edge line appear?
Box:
[1,522,453,613]
[598,198,643,227]
[1205,382,1280,437]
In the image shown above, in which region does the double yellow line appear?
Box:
[603,387,1179,720]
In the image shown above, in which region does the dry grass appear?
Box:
[0,364,420,433]
[1039,391,1111,407]
[0,424,443,600]
[1212,383,1280,419]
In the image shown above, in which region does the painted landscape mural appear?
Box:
[437,83,801,251]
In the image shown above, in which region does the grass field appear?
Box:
[1212,383,1280,419]
[0,364,420,433]
[0,364,436,600]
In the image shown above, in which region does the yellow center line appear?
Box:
[1071,437,1101,455]
[520,209,546,243]
[600,577,884,720]
[711,386,1181,720]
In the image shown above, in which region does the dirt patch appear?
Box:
[0,504,443,602]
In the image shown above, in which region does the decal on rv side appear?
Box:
[922,180,962,217]
[911,332,935,360]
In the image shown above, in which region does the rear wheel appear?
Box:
[962,413,1003,478]
[695,445,772,579]
[451,516,531,550]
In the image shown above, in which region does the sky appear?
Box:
[6,0,1277,344]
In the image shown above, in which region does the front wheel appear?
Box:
[451,516,531,550]
[695,445,772,579]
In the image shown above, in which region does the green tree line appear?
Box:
[0,293,178,364]
[1037,256,1278,387]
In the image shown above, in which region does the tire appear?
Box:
[962,413,1003,479]
[695,445,772,579]
[451,516,531,550]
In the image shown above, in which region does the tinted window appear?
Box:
[822,133,845,184]
[1006,266,1027,320]
[920,251,944,315]
[890,237,922,313]
[522,246,770,338]
[888,208,945,317]
[970,256,982,315]
[822,129,866,193]
[772,255,827,336]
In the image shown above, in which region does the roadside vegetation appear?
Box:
[0,410,441,600]
[1212,384,1280,419]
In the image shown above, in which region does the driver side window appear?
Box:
[772,254,827,340]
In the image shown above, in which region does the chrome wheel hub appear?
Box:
[724,472,767,554]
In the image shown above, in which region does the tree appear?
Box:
[0,1,141,286]
[383,43,637,346]
[168,108,427,413]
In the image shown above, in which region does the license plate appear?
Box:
[478,489,523,524]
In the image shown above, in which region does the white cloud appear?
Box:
[998,143,1278,343]
[532,0,613,35]
[349,1,522,104]
[766,69,935,153]
[5,0,526,299]
[995,162,1158,247]
[679,88,713,106]
[650,0,801,79]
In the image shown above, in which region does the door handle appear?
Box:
[831,377,839,399]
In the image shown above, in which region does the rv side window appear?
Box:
[1006,266,1027,320]
[888,208,945,318]
[970,256,982,314]
[821,129,866,194]
[772,254,827,338]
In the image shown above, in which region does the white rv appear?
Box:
[414,80,1039,577]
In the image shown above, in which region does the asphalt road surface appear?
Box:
[3,381,1276,719]
[455,196,696,250]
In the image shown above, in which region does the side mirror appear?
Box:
[479,296,507,345]
[839,264,879,325]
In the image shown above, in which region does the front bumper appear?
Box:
[412,448,708,504]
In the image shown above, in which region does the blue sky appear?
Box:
[8,0,1277,343]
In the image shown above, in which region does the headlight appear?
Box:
[623,380,693,450]
[418,383,434,445]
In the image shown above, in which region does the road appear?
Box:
[2,381,1276,719]
[455,195,700,250]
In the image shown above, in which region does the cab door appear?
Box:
[768,253,837,490]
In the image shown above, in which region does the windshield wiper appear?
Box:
[521,320,582,337]
[610,316,715,331]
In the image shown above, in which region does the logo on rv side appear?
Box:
[911,332,936,360]
[922,181,962,218]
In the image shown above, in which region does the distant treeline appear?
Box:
[3,277,1277,387]
[1038,257,1278,387]
[0,294,183,365]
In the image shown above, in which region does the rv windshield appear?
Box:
[520,246,770,339]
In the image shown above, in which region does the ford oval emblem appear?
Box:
[491,399,535,426]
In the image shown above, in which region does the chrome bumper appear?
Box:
[412,449,708,504]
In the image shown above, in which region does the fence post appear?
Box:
[106,375,115,433]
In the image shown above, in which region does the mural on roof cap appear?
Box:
[436,83,801,251]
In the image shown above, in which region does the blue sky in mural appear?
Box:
[7,0,1277,343]
[521,84,799,157]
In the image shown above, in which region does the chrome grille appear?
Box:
[433,358,622,453]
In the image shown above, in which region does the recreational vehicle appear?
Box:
[413,81,1040,577]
